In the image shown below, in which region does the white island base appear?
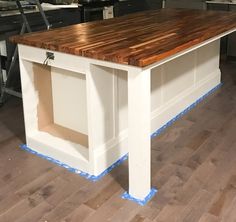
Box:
[19,39,221,203]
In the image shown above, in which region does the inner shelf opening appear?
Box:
[33,62,89,148]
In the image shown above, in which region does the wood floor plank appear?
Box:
[177,189,213,222]
[84,180,121,210]
[107,201,141,222]
[129,214,147,222]
[82,190,126,222]
[208,176,236,218]
[15,201,53,222]
[15,167,63,197]
[0,166,56,215]
[186,130,212,151]
[154,204,184,222]
[40,175,123,222]
[61,204,95,222]
[137,206,161,221]
[198,213,219,222]
[221,196,236,222]
[0,176,72,221]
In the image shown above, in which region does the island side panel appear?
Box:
[114,40,221,135]
[18,48,90,173]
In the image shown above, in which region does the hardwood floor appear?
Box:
[1,62,236,222]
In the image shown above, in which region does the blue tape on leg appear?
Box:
[121,188,158,206]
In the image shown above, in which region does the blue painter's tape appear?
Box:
[121,188,158,206]
[19,83,222,183]
[20,144,128,182]
[150,83,222,139]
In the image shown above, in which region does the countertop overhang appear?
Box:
[11,8,236,67]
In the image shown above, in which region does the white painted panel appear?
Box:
[151,70,221,133]
[0,40,7,57]
[196,40,220,83]
[151,66,162,111]
[115,68,163,138]
[92,136,128,176]
[116,67,164,133]
[86,65,115,148]
[19,45,87,74]
[51,67,88,135]
[92,67,220,176]
[163,52,195,102]
[117,70,128,133]
[19,59,39,137]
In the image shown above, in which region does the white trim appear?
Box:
[18,45,142,73]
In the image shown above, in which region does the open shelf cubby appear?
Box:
[33,63,88,148]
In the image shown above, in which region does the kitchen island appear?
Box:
[12,8,236,205]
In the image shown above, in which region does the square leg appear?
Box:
[122,69,157,205]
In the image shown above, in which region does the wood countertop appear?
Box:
[12,8,236,67]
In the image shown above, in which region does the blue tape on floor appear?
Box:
[151,83,222,138]
[20,83,222,183]
[20,144,128,182]
[122,188,158,206]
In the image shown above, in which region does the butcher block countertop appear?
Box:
[12,8,236,67]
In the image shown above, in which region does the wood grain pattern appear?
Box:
[11,9,236,67]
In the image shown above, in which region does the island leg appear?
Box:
[122,68,157,205]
